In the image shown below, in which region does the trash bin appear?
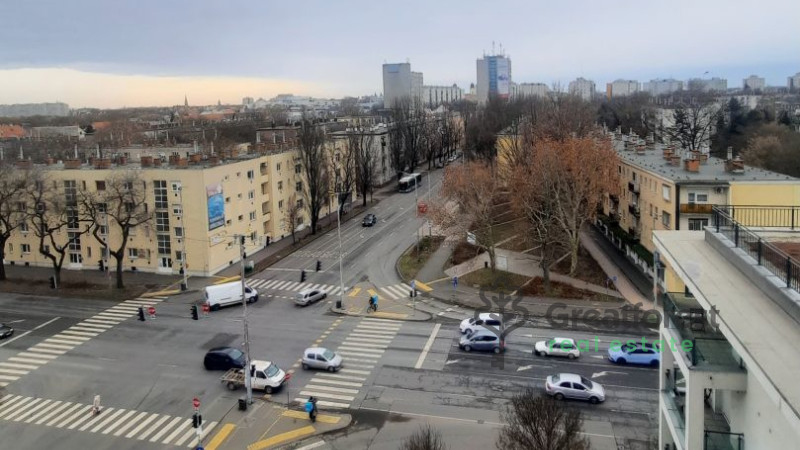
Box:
[238,398,247,411]
[336,300,342,309]
[245,261,255,274]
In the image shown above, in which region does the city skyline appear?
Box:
[0,0,798,108]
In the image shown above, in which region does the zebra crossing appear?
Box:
[377,283,414,301]
[293,317,403,409]
[0,394,217,447]
[0,297,164,389]
[246,279,344,297]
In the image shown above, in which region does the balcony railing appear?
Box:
[628,204,640,217]
[628,181,639,193]
[681,203,714,214]
[705,431,744,450]
[712,206,800,294]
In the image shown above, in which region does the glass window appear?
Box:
[156,211,170,232]
[21,243,30,253]
[67,231,81,251]
[265,363,280,378]
[249,212,256,221]
[662,185,670,201]
[154,180,168,209]
[296,182,302,192]
[688,218,709,231]
[295,164,302,174]
[662,212,671,227]
[157,234,171,255]
[96,180,106,191]
[696,193,708,203]
[277,181,283,190]
[174,227,183,237]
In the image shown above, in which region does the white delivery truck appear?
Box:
[204,281,258,311]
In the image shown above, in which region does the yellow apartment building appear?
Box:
[3,145,349,277]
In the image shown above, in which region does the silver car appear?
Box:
[295,289,327,306]
[545,373,605,404]
[302,347,343,372]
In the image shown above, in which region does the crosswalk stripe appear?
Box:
[354,324,401,332]
[34,401,71,424]
[76,322,113,329]
[138,414,169,440]
[5,398,42,421]
[339,368,371,375]
[36,342,75,351]
[273,281,290,290]
[27,347,67,355]
[70,407,107,429]
[391,284,414,298]
[123,300,158,306]
[286,281,302,291]
[13,399,53,422]
[100,409,137,434]
[25,400,61,423]
[352,327,400,336]
[0,374,20,381]
[112,410,149,436]
[125,412,160,438]
[0,362,37,370]
[299,390,355,402]
[361,317,404,325]
[337,350,383,359]
[347,332,396,340]
[85,318,121,325]
[342,341,389,349]
[304,384,359,394]
[174,426,198,446]
[330,287,342,296]
[294,398,350,409]
[149,416,183,442]
[309,377,363,388]
[337,346,384,354]
[18,352,57,360]
[86,407,126,432]
[52,403,86,427]
[50,335,91,342]
[44,338,84,346]
[345,363,375,369]
[162,419,192,444]
[313,373,367,382]
[383,285,405,297]
[379,287,400,299]
[107,306,141,312]
[190,421,219,448]
[0,368,28,375]
[339,356,378,364]
[0,394,12,402]
[260,280,277,289]
[344,336,392,344]
[0,396,27,419]
[8,357,46,366]
[96,311,131,319]
[60,330,98,337]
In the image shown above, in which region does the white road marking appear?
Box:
[313,373,367,382]
[162,419,192,444]
[124,412,160,438]
[46,403,83,427]
[303,384,359,394]
[299,390,355,402]
[17,352,57,360]
[293,397,349,409]
[138,414,170,440]
[101,409,138,434]
[0,317,61,348]
[415,323,441,369]
[31,401,69,424]
[13,399,53,422]
[309,377,363,388]
[0,362,37,370]
[149,416,183,442]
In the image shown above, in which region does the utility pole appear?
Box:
[179,185,188,291]
[239,235,253,404]
[336,194,345,310]
[415,178,420,257]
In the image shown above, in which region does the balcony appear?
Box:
[663,293,744,371]
[628,181,640,193]
[628,204,640,218]
[681,203,713,214]
[662,383,745,450]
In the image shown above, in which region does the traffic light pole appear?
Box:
[239,236,253,404]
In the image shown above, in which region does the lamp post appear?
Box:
[335,188,346,310]
[238,235,253,404]
[178,185,188,291]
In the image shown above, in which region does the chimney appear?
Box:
[725,154,745,174]
[152,157,162,167]
[635,144,646,155]
[669,154,681,166]
[663,146,674,159]
[727,146,733,161]
[140,155,153,167]
[684,155,700,172]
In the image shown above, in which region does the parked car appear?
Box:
[362,214,377,227]
[459,312,502,335]
[534,337,580,359]
[0,323,13,339]
[204,281,258,311]
[545,373,605,404]
[459,328,504,353]
[607,343,661,366]
[302,347,343,372]
[204,347,246,371]
[295,289,327,306]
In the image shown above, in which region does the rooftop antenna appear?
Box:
[492,41,495,55]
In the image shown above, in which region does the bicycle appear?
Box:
[368,296,378,313]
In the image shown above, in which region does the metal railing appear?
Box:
[713,205,799,229]
[705,430,744,450]
[713,206,800,294]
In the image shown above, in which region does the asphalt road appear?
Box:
[0,167,659,449]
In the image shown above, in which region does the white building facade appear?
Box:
[743,75,765,91]
[476,54,512,104]
[422,85,463,107]
[607,79,640,98]
[568,77,595,101]
[514,82,549,98]
[645,78,684,96]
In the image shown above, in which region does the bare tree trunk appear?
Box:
[115,253,124,289]
[0,240,7,281]
[569,235,581,276]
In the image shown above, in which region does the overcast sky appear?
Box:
[0,0,798,108]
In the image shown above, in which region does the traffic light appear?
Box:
[192,412,202,428]
[137,307,145,321]
[316,260,321,272]
[191,305,199,320]
[300,270,306,282]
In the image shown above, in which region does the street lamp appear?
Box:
[335,184,346,310]
[238,235,253,404]
[177,185,188,291]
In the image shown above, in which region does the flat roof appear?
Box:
[654,230,800,423]
[612,138,797,183]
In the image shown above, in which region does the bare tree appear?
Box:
[401,423,449,450]
[284,193,303,244]
[440,111,463,161]
[662,90,721,152]
[0,166,29,280]
[497,389,589,450]
[528,93,597,142]
[390,97,426,174]
[298,116,330,235]
[431,162,504,273]
[27,171,92,287]
[81,171,152,288]
[330,134,356,213]
[349,130,378,206]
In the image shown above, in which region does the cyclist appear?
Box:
[369,295,378,312]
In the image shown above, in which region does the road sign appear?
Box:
[148,306,156,318]
[193,397,200,409]
[417,201,427,215]
[202,303,210,315]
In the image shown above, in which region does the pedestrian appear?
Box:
[92,395,102,416]
[305,396,317,422]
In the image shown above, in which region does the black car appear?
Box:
[362,214,377,227]
[204,347,246,370]
[0,323,13,339]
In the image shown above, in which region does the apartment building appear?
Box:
[568,77,595,101]
[606,79,640,98]
[3,144,348,277]
[654,205,800,449]
[603,129,799,254]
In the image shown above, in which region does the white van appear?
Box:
[204,281,258,311]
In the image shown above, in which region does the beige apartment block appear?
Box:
[3,148,347,277]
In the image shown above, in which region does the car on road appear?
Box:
[0,323,13,339]
[459,328,504,353]
[302,347,343,372]
[607,342,660,366]
[204,347,246,371]
[221,360,287,394]
[534,337,580,359]
[545,373,605,404]
[460,312,502,335]
[295,289,327,306]
[362,214,377,227]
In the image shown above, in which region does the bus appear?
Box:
[398,173,422,193]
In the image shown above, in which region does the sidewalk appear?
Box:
[330,280,432,321]
[205,399,350,450]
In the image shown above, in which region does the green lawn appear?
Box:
[398,236,445,280]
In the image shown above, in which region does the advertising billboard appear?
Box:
[207,183,225,230]
[495,57,510,98]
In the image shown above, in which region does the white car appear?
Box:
[302,347,343,372]
[295,289,327,306]
[459,313,502,335]
[545,373,605,404]
[534,337,580,359]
